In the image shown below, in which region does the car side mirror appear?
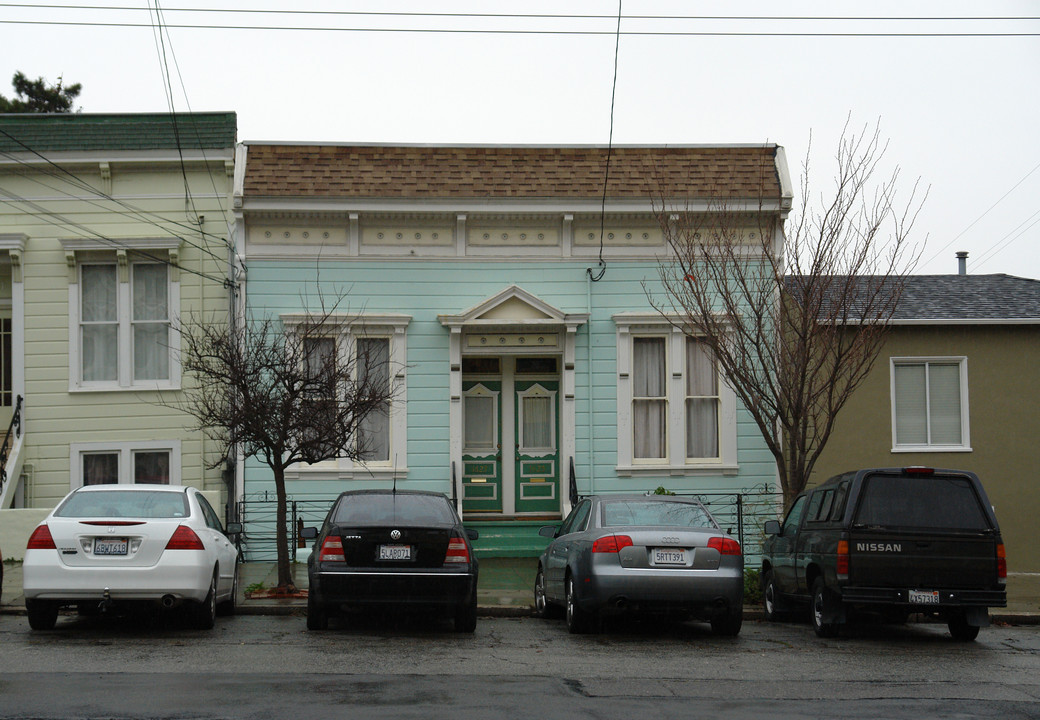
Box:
[538,525,559,539]
[300,526,318,540]
[225,522,243,535]
[466,528,479,541]
[763,520,781,536]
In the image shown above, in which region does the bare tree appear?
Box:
[179,302,396,592]
[654,123,925,508]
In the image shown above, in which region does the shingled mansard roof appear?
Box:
[791,274,1040,324]
[0,112,237,153]
[241,144,788,202]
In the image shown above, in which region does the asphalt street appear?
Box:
[1,612,1038,719]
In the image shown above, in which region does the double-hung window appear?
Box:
[284,313,410,480]
[71,441,181,489]
[891,357,970,451]
[615,314,737,475]
[64,239,180,391]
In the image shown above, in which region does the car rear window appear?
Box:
[56,491,189,519]
[601,500,716,528]
[332,493,456,526]
[854,475,990,530]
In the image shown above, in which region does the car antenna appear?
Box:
[392,455,398,495]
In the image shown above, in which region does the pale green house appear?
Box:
[0,113,238,557]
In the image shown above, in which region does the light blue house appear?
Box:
[233,144,792,556]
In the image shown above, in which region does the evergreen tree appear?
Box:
[0,71,81,113]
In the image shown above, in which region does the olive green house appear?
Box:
[0,113,238,557]
[807,267,1040,604]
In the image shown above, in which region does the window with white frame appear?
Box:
[70,441,182,489]
[63,240,180,391]
[614,314,738,474]
[283,314,410,480]
[891,357,970,451]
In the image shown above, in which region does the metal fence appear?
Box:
[671,489,783,564]
[235,493,334,562]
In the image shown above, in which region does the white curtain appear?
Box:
[686,340,719,458]
[522,395,552,450]
[464,395,495,450]
[928,363,962,444]
[894,364,928,444]
[633,338,666,459]
[357,338,390,461]
[132,264,169,381]
[81,265,118,382]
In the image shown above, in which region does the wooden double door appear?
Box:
[461,356,560,517]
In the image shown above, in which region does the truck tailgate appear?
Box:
[849,531,998,589]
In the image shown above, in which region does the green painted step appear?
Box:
[465,519,554,558]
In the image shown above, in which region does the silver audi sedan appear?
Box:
[534,494,744,635]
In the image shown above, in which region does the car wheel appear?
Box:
[217,561,238,617]
[762,570,785,622]
[948,613,981,642]
[26,600,58,631]
[565,575,595,634]
[810,578,839,638]
[534,567,561,619]
[306,591,328,631]
[711,604,743,636]
[454,597,478,633]
[192,571,217,630]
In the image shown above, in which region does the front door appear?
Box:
[461,357,561,517]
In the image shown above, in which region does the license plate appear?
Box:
[94,538,128,556]
[378,544,412,561]
[909,589,940,605]
[652,548,688,566]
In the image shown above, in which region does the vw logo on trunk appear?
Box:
[390,529,401,540]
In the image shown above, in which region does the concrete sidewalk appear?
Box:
[3,558,1038,622]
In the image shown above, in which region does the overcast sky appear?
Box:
[3,1,1038,278]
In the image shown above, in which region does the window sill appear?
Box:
[616,463,739,477]
[70,383,181,393]
[285,465,408,482]
[891,445,973,453]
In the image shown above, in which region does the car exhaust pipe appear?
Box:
[160,595,177,609]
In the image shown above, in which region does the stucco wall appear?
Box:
[810,324,1040,574]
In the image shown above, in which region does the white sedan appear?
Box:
[23,484,240,630]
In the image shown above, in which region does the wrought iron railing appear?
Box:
[0,394,23,495]
[234,492,334,562]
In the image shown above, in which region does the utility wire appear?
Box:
[1,18,1037,36]
[588,0,622,284]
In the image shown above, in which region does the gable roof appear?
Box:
[891,274,1040,323]
[0,112,237,153]
[792,274,1040,324]
[241,144,785,202]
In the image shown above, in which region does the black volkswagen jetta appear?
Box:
[302,490,480,632]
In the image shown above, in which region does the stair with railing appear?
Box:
[0,395,25,509]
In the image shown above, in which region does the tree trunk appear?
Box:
[272,464,297,593]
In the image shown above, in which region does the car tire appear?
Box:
[711,604,743,636]
[762,570,786,622]
[217,561,238,617]
[948,613,981,642]
[565,575,595,634]
[26,600,58,631]
[811,578,839,638]
[534,567,562,619]
[192,571,218,630]
[454,597,478,633]
[306,592,328,631]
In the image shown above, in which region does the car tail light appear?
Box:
[707,536,741,556]
[997,543,1007,583]
[27,524,56,550]
[592,534,633,553]
[165,525,205,550]
[318,537,346,563]
[903,466,935,476]
[444,534,471,564]
[837,539,850,579]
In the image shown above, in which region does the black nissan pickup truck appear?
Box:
[760,467,1006,641]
